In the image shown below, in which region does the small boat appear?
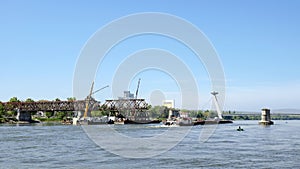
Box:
[237,126,244,131]
[178,117,205,126]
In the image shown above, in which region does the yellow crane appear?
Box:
[83,82,109,119]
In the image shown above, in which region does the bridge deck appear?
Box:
[1,98,149,113]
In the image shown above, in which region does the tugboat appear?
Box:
[162,91,232,127]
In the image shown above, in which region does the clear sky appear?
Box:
[0,0,299,112]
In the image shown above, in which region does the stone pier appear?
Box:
[259,108,274,125]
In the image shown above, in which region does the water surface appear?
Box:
[0,120,299,168]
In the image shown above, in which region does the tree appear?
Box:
[6,111,16,117]
[0,103,4,117]
[202,110,210,119]
[148,106,168,119]
[54,98,61,102]
[9,97,20,102]
[67,97,76,101]
[55,111,66,120]
[25,98,35,103]
[196,110,204,119]
[46,111,54,118]
[7,97,20,117]
[91,111,102,117]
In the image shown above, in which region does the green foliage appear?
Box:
[0,103,4,117]
[184,109,197,117]
[54,98,61,101]
[25,98,35,102]
[55,111,67,120]
[45,111,54,118]
[186,110,205,119]
[0,118,5,123]
[37,111,75,122]
[35,117,61,122]
[9,97,20,102]
[91,111,102,117]
[6,111,16,117]
[67,97,76,101]
[196,111,204,119]
[148,106,168,119]
[202,110,210,119]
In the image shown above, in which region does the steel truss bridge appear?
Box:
[100,99,149,120]
[1,100,95,112]
[1,98,149,116]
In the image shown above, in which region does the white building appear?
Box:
[163,100,175,109]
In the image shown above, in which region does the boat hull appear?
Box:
[124,119,161,124]
[204,120,233,124]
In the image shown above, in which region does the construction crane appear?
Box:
[92,85,109,95]
[135,78,141,99]
[83,82,109,119]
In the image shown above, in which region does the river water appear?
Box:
[0,120,299,169]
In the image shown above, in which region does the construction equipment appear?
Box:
[83,82,109,118]
[92,85,109,95]
[135,78,141,99]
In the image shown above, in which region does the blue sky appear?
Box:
[0,0,299,112]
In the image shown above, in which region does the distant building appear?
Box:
[163,100,175,109]
[118,91,135,100]
[162,100,179,119]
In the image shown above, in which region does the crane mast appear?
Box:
[84,82,94,119]
[83,82,109,119]
[135,78,141,99]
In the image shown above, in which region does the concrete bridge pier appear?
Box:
[16,109,32,122]
[259,108,274,125]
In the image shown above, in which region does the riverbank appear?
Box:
[0,117,71,125]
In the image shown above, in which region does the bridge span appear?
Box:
[1,98,149,114]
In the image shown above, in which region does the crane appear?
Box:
[135,78,141,99]
[92,85,109,95]
[83,82,109,119]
